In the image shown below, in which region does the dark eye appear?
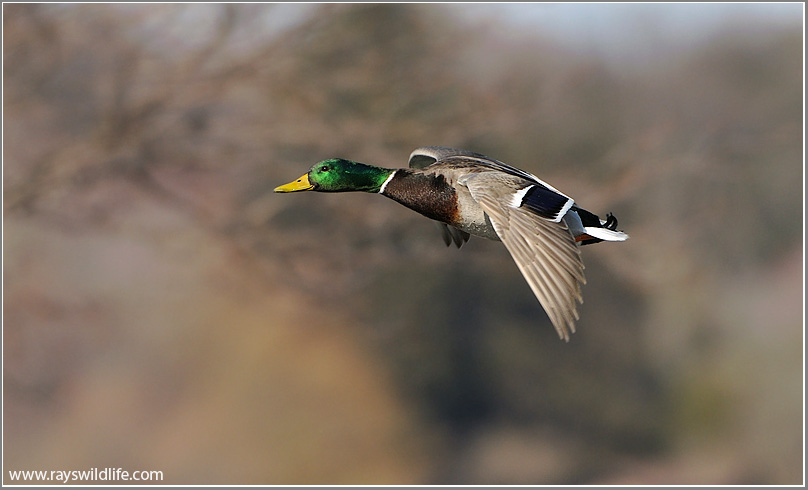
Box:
[320,165,330,172]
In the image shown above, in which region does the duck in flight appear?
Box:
[275,146,628,341]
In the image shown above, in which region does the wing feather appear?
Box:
[464,173,585,340]
[409,146,490,169]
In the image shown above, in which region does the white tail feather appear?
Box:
[584,227,629,242]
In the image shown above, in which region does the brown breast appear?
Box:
[380,170,460,224]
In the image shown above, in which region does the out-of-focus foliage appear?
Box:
[3,3,803,485]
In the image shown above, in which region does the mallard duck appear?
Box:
[275,146,628,341]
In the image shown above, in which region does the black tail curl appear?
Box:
[578,211,621,246]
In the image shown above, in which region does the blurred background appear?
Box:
[3,3,803,485]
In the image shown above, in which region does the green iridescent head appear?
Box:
[274,158,393,193]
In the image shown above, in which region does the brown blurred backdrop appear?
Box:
[3,3,803,485]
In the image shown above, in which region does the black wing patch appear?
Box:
[520,184,573,221]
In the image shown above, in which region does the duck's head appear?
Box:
[274,158,393,193]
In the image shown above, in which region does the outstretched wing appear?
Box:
[408,146,492,169]
[463,172,586,341]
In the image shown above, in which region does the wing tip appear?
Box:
[553,314,578,342]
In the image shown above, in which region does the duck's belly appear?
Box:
[454,217,500,241]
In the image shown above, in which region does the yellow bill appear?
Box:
[274,173,314,192]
